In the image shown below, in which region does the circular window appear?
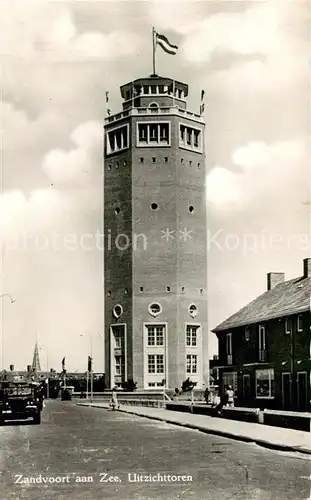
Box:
[151,203,158,210]
[113,304,123,319]
[115,207,120,214]
[189,304,198,318]
[189,206,194,213]
[148,302,162,317]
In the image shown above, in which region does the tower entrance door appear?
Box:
[110,325,126,388]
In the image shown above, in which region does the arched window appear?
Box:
[149,102,159,113]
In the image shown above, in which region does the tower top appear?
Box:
[32,342,41,372]
[120,75,188,101]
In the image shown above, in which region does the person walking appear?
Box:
[226,385,235,407]
[110,387,119,411]
[214,387,228,416]
[204,387,210,405]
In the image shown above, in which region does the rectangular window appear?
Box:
[137,122,170,147]
[258,324,266,361]
[256,368,275,398]
[138,124,148,143]
[151,85,157,94]
[143,85,149,95]
[186,325,198,347]
[149,123,158,142]
[179,123,202,152]
[106,125,129,155]
[156,327,164,346]
[148,382,155,387]
[245,327,250,342]
[285,318,292,335]
[186,354,197,374]
[147,326,164,346]
[222,372,237,393]
[148,354,164,374]
[148,355,155,374]
[156,354,164,373]
[297,315,303,332]
[115,356,121,375]
[147,327,155,346]
[226,332,232,356]
[158,85,164,94]
[159,123,169,142]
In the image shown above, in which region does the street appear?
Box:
[0,400,310,500]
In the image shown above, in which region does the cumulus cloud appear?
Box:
[207,139,307,212]
[1,1,140,61]
[182,2,283,62]
[42,121,102,183]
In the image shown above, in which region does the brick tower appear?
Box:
[104,75,208,390]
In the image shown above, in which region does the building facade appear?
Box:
[213,258,311,412]
[104,75,208,389]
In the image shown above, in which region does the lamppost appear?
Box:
[80,332,102,403]
[0,294,16,370]
[80,334,93,401]
[39,345,49,398]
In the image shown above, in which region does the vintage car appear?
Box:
[0,382,43,424]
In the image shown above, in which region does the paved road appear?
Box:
[1,400,310,500]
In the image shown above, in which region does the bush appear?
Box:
[121,379,137,392]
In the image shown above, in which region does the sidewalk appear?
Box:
[77,402,311,456]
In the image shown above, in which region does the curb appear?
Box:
[77,403,311,456]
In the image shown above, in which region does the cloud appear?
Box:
[182,2,283,62]
[207,139,307,212]
[1,2,140,61]
[42,121,102,183]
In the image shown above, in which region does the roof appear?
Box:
[213,276,311,333]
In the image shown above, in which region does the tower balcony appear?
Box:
[104,106,204,126]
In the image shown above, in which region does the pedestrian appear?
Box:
[214,387,228,416]
[204,387,210,405]
[226,385,235,407]
[110,387,119,411]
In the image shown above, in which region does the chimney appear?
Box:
[267,272,285,290]
[303,258,311,278]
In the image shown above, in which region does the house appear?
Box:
[212,258,311,412]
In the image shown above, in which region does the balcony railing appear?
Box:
[105,107,204,125]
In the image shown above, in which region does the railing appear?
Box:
[105,107,204,125]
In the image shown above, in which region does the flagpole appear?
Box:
[173,79,175,107]
[152,27,156,75]
[86,368,89,399]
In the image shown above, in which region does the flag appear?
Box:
[107,109,111,116]
[200,103,205,115]
[105,91,109,103]
[201,89,205,101]
[156,32,178,55]
[88,356,92,372]
[61,357,65,370]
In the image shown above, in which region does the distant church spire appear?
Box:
[32,342,41,372]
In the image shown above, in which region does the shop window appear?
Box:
[256,368,275,398]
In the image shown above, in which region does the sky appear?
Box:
[0,0,310,373]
